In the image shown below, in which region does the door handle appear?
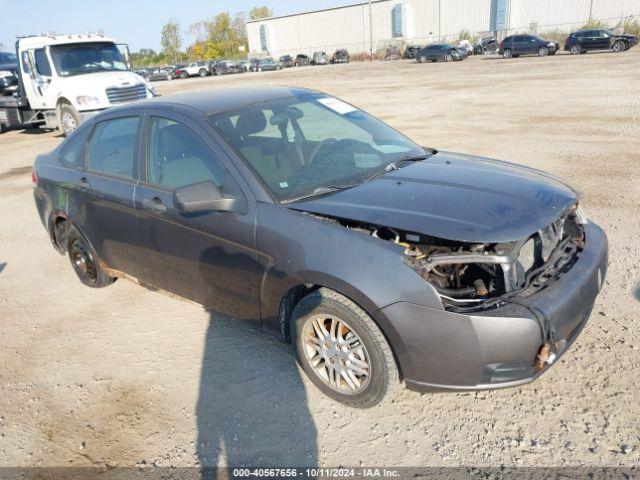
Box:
[142,197,167,214]
[78,177,91,189]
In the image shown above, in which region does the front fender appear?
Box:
[256,203,442,336]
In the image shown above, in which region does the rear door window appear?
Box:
[87,116,140,179]
[59,127,91,167]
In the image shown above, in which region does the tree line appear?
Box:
[132,6,272,68]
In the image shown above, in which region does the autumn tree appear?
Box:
[161,18,182,64]
[249,6,273,20]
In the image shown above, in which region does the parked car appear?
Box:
[0,51,19,96]
[456,40,474,56]
[311,51,329,65]
[33,86,607,408]
[455,45,470,59]
[295,54,310,66]
[134,69,150,79]
[499,35,560,58]
[147,67,174,82]
[235,60,251,72]
[403,45,422,59]
[279,55,294,67]
[417,43,464,62]
[212,60,242,75]
[564,29,638,54]
[331,49,350,63]
[172,64,187,78]
[474,36,499,55]
[251,58,282,72]
[384,45,402,60]
[177,61,210,78]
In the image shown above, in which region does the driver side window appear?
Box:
[147,117,224,189]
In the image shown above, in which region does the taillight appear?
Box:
[31,168,38,186]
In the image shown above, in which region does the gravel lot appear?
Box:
[1,50,639,468]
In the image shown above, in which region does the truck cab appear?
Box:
[0,34,155,135]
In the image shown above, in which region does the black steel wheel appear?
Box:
[68,234,115,288]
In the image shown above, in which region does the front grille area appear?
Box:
[105,84,147,104]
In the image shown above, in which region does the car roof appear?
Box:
[127,86,319,116]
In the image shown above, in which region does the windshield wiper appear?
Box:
[284,184,359,203]
[363,151,434,184]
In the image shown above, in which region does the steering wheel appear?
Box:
[307,138,338,165]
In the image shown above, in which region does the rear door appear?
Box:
[133,110,262,322]
[67,110,146,277]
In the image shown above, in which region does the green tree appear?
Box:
[249,6,272,20]
[161,18,182,64]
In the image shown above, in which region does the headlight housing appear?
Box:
[76,95,101,106]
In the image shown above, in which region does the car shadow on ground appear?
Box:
[0,262,6,274]
[196,310,318,477]
[634,283,640,302]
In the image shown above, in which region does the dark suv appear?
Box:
[499,35,560,58]
[564,29,638,54]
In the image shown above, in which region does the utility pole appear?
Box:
[438,0,442,40]
[369,0,373,60]
[588,0,594,23]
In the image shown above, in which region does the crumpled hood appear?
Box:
[289,152,579,243]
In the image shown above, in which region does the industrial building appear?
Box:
[246,0,640,58]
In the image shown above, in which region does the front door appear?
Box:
[133,113,262,323]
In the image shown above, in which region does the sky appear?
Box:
[0,0,353,53]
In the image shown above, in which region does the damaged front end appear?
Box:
[315,204,587,314]
[403,205,587,312]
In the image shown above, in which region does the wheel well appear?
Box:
[50,215,69,253]
[57,97,71,109]
[279,284,320,343]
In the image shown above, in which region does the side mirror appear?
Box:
[173,181,247,214]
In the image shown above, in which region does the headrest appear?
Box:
[235,110,266,139]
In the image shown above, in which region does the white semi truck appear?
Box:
[0,33,156,135]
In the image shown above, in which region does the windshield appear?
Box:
[208,93,426,202]
[50,42,128,77]
[0,52,17,65]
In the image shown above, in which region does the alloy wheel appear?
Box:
[301,314,371,394]
[538,47,549,56]
[571,45,580,55]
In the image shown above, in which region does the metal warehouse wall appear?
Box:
[247,0,640,57]
[507,0,640,30]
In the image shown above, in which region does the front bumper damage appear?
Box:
[374,221,608,392]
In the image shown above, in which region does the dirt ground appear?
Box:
[1,50,639,469]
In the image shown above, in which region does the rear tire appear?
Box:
[179,71,187,79]
[68,230,115,288]
[503,48,512,59]
[199,69,208,77]
[419,55,426,63]
[291,288,400,408]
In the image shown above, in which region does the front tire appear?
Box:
[613,40,625,52]
[419,55,426,63]
[199,69,208,77]
[68,231,115,288]
[570,45,581,55]
[58,103,80,137]
[503,48,512,59]
[179,71,188,79]
[538,46,549,56]
[445,53,453,62]
[292,288,399,408]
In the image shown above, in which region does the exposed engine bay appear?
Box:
[309,204,587,313]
